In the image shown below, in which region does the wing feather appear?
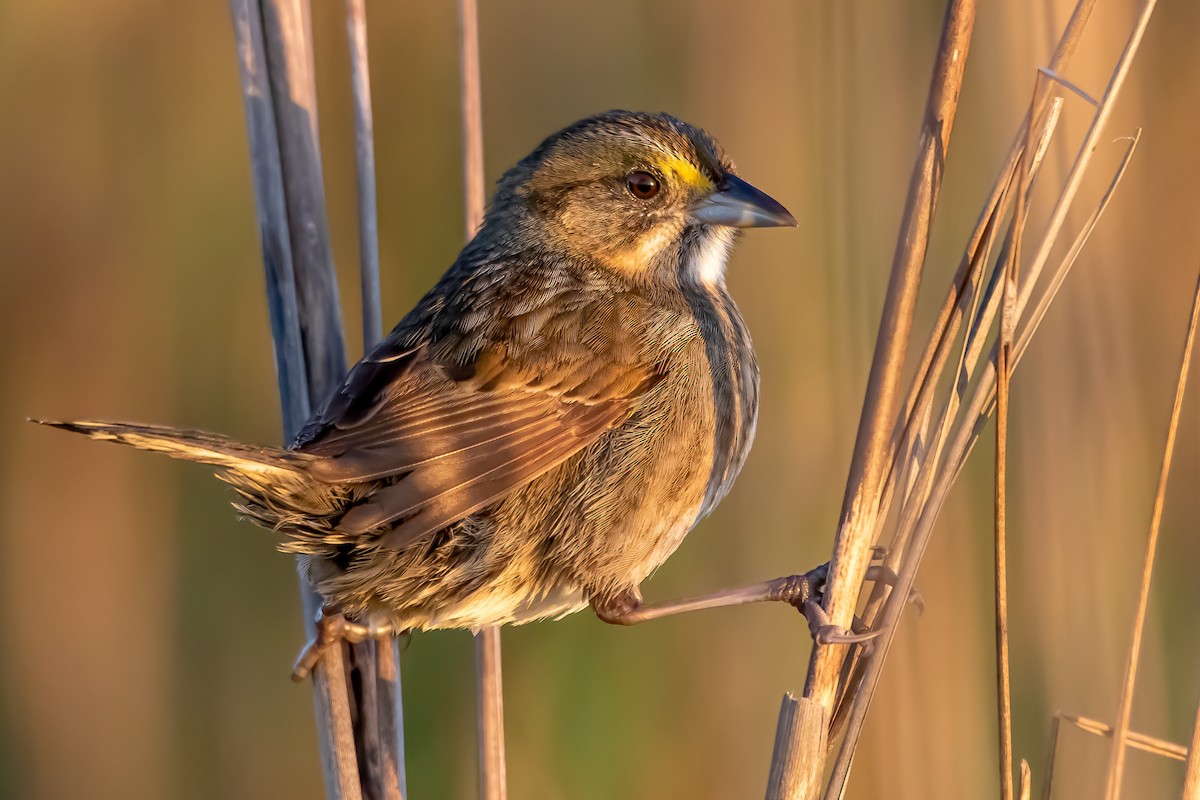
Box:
[371,405,628,549]
[292,284,671,548]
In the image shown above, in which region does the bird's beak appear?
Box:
[689,174,797,228]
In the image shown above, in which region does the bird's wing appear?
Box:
[295,289,665,550]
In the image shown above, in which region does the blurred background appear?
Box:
[2,1,1199,798]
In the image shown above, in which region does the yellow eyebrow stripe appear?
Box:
[658,155,715,191]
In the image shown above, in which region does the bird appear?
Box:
[37,110,797,673]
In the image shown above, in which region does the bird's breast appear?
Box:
[677,271,760,523]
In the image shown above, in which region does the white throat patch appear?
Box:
[692,227,736,286]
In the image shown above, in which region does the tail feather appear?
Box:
[31,419,314,477]
[34,418,358,553]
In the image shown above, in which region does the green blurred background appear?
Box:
[2,1,1199,797]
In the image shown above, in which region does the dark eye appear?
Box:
[625,171,661,200]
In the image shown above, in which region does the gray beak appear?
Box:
[689,174,797,228]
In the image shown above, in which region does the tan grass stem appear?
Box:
[824,2,1155,793]
[1182,699,1200,799]
[764,695,828,800]
[228,2,363,796]
[1103,267,1200,799]
[800,0,977,715]
[457,1,508,797]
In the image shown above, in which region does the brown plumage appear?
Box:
[38,111,795,634]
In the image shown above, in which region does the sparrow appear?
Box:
[39,110,796,666]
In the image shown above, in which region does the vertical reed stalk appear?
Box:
[1103,269,1200,799]
[343,1,405,796]
[824,2,1154,794]
[228,3,358,797]
[229,0,405,796]
[345,0,383,348]
[764,696,827,800]
[778,2,976,796]
[993,238,1015,800]
[802,0,976,711]
[993,97,1032,800]
[457,1,508,798]
[1182,698,1200,800]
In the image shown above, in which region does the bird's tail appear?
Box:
[32,419,314,476]
[33,419,361,555]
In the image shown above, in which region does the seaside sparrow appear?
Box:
[39,111,798,673]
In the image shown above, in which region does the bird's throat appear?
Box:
[689,226,736,287]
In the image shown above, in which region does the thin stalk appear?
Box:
[801,0,977,714]
[874,0,1097,554]
[787,2,976,794]
[228,2,359,798]
[993,131,1027,800]
[343,1,404,796]
[456,1,507,798]
[1043,714,1062,800]
[825,2,1155,792]
[475,630,507,800]
[1056,712,1187,760]
[459,0,484,238]
[993,77,1041,800]
[1182,699,1200,799]
[1103,268,1200,799]
[345,0,383,348]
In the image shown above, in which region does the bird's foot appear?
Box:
[589,587,644,626]
[768,560,922,652]
[291,608,395,682]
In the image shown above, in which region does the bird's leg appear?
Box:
[291,607,395,682]
[590,562,920,647]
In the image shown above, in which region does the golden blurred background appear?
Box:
[2,1,1198,798]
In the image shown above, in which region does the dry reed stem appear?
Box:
[824,0,1155,791]
[840,110,1141,800]
[831,155,1018,741]
[831,3,1083,746]
[992,210,1016,800]
[345,0,383,348]
[869,0,1099,565]
[456,1,508,797]
[833,125,1139,799]
[1182,699,1200,799]
[992,77,1037,800]
[1061,712,1188,761]
[342,2,405,795]
[229,0,414,795]
[764,695,827,800]
[1012,132,1140,369]
[459,0,484,238]
[1018,760,1032,800]
[228,2,362,797]
[1103,267,1200,800]
[799,0,977,725]
[474,628,507,800]
[1043,710,1190,799]
[857,0,1096,642]
[1042,713,1061,799]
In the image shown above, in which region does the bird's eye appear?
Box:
[625,171,661,200]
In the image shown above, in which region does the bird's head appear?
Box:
[488,111,796,287]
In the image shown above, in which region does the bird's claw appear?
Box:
[863,563,925,616]
[779,556,923,649]
[291,608,394,682]
[802,599,883,654]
